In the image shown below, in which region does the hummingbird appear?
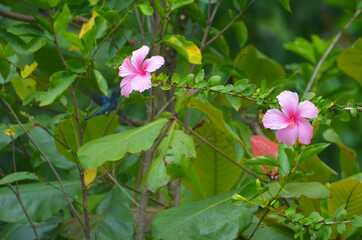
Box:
[84,88,121,121]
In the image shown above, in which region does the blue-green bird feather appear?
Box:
[84,88,121,121]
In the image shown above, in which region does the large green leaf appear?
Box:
[78,118,169,169]
[323,128,359,177]
[29,127,76,169]
[328,179,362,219]
[297,155,337,184]
[337,38,362,86]
[39,71,77,106]
[327,179,362,238]
[232,20,248,48]
[92,188,134,239]
[93,69,109,97]
[297,143,330,164]
[284,37,316,64]
[163,34,202,64]
[54,4,70,34]
[234,45,285,86]
[142,126,196,191]
[258,182,331,201]
[0,181,81,223]
[0,222,58,240]
[186,122,242,198]
[188,98,242,144]
[55,114,119,161]
[7,23,44,37]
[152,191,255,240]
[169,0,194,10]
[0,172,38,185]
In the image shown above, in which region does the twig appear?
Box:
[0,169,40,240]
[124,185,167,208]
[0,8,88,25]
[0,98,85,233]
[134,3,146,44]
[248,209,270,240]
[177,119,268,183]
[118,111,147,127]
[303,9,362,97]
[154,80,257,102]
[136,119,173,240]
[106,173,140,207]
[204,0,256,48]
[155,95,175,119]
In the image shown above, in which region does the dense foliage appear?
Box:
[0,0,361,239]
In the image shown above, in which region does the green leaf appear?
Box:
[234,45,285,87]
[298,143,330,164]
[54,4,70,33]
[93,69,109,97]
[28,127,76,169]
[7,23,44,37]
[195,69,205,83]
[154,0,166,17]
[0,181,81,223]
[142,127,196,191]
[26,37,47,53]
[188,98,242,144]
[20,61,38,78]
[107,46,133,67]
[169,0,194,10]
[66,59,85,73]
[184,3,207,28]
[277,143,296,177]
[232,21,248,48]
[351,215,362,227]
[284,37,316,64]
[328,179,362,219]
[92,188,134,239]
[278,0,292,12]
[138,2,154,16]
[78,118,169,169]
[0,124,33,151]
[209,27,230,58]
[244,155,279,167]
[297,155,337,184]
[337,38,362,86]
[163,34,202,64]
[259,182,331,201]
[323,129,359,178]
[185,123,242,197]
[61,32,84,51]
[39,71,77,106]
[0,172,39,185]
[0,28,27,52]
[10,73,36,100]
[152,191,254,240]
[208,75,221,86]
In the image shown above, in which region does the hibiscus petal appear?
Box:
[119,57,137,77]
[131,72,152,93]
[296,100,318,119]
[143,56,165,73]
[131,46,149,71]
[263,109,289,130]
[120,76,134,97]
[275,126,298,146]
[297,118,314,145]
[277,91,299,117]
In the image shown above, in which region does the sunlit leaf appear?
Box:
[0,172,38,185]
[20,61,38,78]
[10,73,36,101]
[78,118,169,169]
[164,34,202,64]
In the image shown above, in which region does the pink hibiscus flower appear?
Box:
[118,45,165,97]
[262,91,318,146]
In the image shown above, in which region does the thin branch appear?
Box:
[248,209,270,240]
[0,8,88,25]
[303,9,362,97]
[106,173,140,207]
[0,98,85,232]
[0,173,40,240]
[124,185,167,208]
[134,3,146,44]
[177,119,268,183]
[200,0,223,52]
[118,111,148,127]
[154,80,257,102]
[204,0,256,48]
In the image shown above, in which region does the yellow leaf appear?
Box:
[84,168,97,188]
[4,126,15,137]
[21,61,38,78]
[69,11,98,51]
[11,73,36,100]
